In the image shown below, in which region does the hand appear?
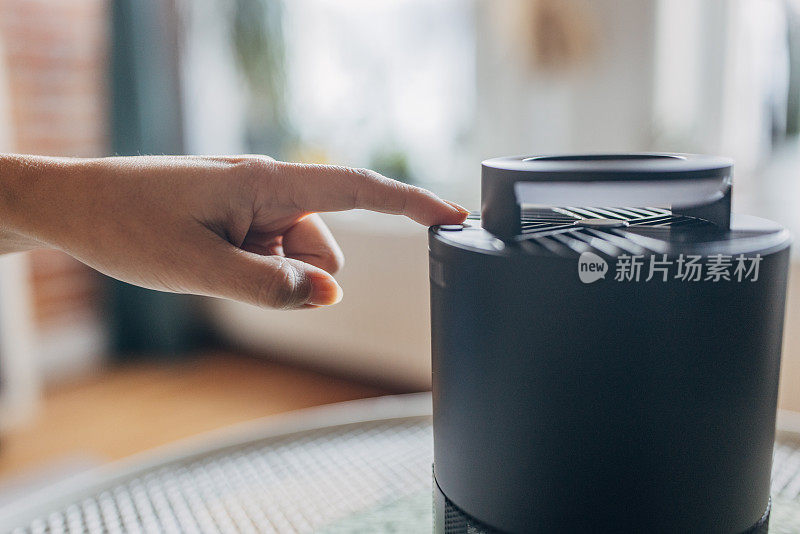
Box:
[0,154,468,309]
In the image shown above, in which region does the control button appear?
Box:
[439,224,465,231]
[572,219,629,229]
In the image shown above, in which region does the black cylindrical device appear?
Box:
[430,154,791,533]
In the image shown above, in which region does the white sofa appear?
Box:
[208,210,435,389]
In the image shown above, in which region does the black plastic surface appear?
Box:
[481,153,733,239]
[433,477,771,534]
[432,153,791,533]
[430,227,790,532]
[436,212,788,258]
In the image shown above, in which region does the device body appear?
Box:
[430,154,791,533]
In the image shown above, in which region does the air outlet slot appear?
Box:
[513,206,716,256]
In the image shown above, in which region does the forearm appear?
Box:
[0,154,46,253]
[0,154,92,254]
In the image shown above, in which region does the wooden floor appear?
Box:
[0,352,389,482]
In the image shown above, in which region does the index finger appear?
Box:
[275,162,469,226]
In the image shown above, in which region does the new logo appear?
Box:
[578,251,608,283]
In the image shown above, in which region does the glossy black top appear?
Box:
[482,153,733,182]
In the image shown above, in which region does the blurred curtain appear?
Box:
[108,0,203,358]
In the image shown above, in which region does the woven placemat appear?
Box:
[6,410,800,532]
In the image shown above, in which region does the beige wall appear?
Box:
[779,261,800,411]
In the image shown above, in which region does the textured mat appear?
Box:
[5,413,800,533]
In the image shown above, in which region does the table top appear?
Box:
[2,394,800,533]
[0,352,388,483]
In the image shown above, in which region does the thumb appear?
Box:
[206,243,343,309]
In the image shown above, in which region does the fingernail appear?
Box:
[309,276,343,306]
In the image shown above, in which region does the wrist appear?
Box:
[0,154,81,253]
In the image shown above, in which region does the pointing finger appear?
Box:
[274,162,469,226]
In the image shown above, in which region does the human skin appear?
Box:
[0,154,468,309]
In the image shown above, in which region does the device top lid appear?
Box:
[482,153,732,181]
[481,153,733,239]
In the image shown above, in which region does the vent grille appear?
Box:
[520,206,704,234]
[439,497,770,534]
[512,207,714,256]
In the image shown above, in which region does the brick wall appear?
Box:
[0,0,109,376]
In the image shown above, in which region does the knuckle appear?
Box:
[397,183,412,213]
[318,248,345,274]
[352,167,378,181]
[416,185,434,196]
[257,158,280,185]
[387,180,411,213]
[411,184,435,201]
[349,167,408,212]
[238,155,279,179]
[205,155,278,180]
[331,249,346,272]
[340,167,370,209]
[231,156,283,207]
